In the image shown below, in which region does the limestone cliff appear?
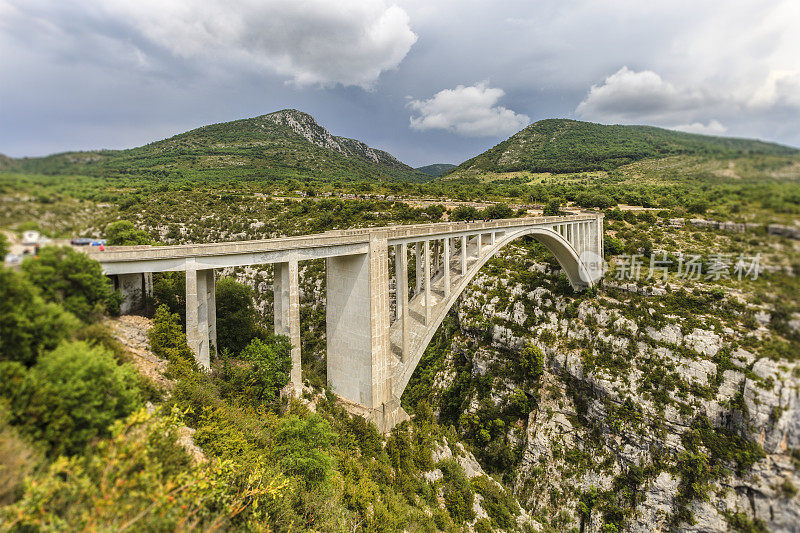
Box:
[411,240,800,532]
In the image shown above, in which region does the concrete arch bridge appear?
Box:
[93,215,604,431]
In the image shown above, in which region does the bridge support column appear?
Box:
[443,237,451,297]
[461,235,467,274]
[397,243,409,361]
[186,267,214,370]
[274,260,301,387]
[476,233,482,256]
[115,272,153,315]
[326,234,405,432]
[424,240,431,325]
[415,242,423,295]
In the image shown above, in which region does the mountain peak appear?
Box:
[259,109,405,168]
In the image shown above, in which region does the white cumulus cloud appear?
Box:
[1,0,417,88]
[673,120,727,135]
[575,66,716,125]
[408,82,529,137]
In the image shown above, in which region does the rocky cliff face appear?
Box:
[263,109,410,170]
[411,239,800,532]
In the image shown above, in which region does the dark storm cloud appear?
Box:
[1,0,798,166]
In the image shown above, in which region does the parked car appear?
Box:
[91,239,107,246]
[4,253,21,266]
[71,237,93,246]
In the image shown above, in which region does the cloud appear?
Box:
[749,70,800,111]
[408,82,529,137]
[673,120,727,135]
[574,67,717,125]
[575,65,800,140]
[1,0,417,88]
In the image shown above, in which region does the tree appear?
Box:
[0,233,8,258]
[152,272,186,325]
[519,344,544,383]
[217,336,292,406]
[543,198,562,216]
[274,415,336,487]
[0,267,79,366]
[105,220,152,246]
[424,204,445,221]
[451,205,479,221]
[21,246,123,320]
[216,277,262,355]
[482,203,513,220]
[0,341,141,456]
[148,305,193,364]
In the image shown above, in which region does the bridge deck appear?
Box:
[89,214,599,274]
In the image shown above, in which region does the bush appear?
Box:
[152,272,186,325]
[0,405,39,505]
[604,237,625,257]
[519,343,545,384]
[0,267,79,366]
[0,233,8,258]
[1,410,285,530]
[21,246,123,320]
[0,341,142,456]
[216,277,264,355]
[543,198,562,216]
[451,205,479,221]
[216,336,292,406]
[148,305,194,365]
[274,414,336,487]
[483,203,513,220]
[104,220,152,245]
[439,459,475,522]
[472,475,517,529]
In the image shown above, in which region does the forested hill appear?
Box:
[415,163,457,177]
[449,118,800,176]
[6,109,429,183]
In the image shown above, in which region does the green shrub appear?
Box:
[0,405,39,505]
[216,336,292,406]
[439,459,475,522]
[215,276,264,355]
[519,343,545,384]
[543,198,561,216]
[472,475,517,529]
[274,414,336,487]
[148,304,195,365]
[0,267,79,366]
[104,220,152,245]
[21,246,123,319]
[1,410,285,530]
[0,341,142,456]
[151,272,186,325]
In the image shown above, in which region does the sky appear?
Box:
[2,0,799,167]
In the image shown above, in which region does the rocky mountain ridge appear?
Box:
[3,109,426,182]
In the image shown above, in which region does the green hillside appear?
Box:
[7,110,428,183]
[451,119,799,176]
[415,163,457,177]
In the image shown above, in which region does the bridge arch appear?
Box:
[391,226,596,396]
